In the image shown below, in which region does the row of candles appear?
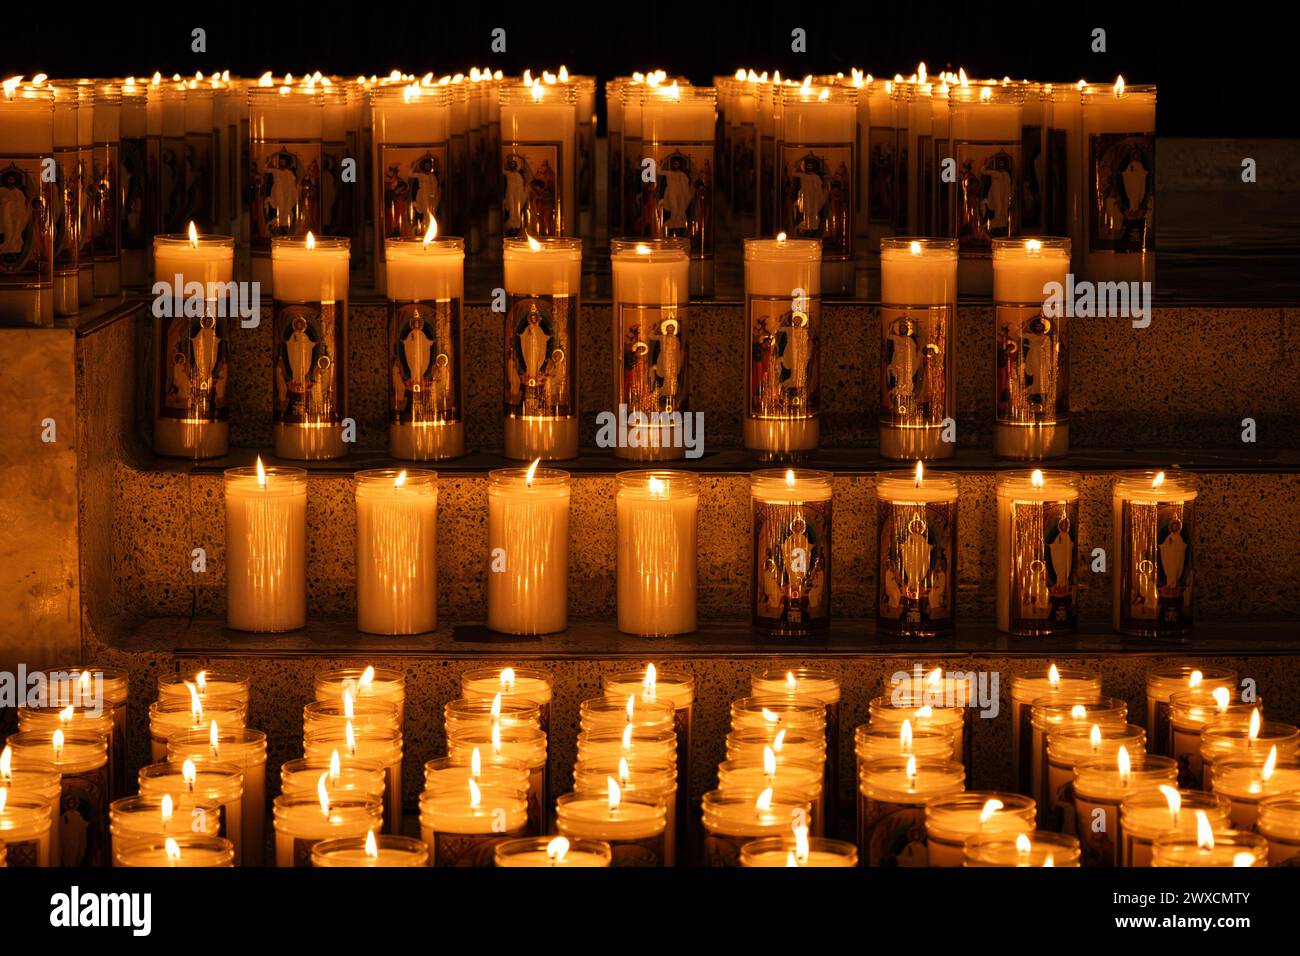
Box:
[226,459,1193,640]
[0,662,1294,867]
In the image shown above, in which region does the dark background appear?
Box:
[0,4,1290,137]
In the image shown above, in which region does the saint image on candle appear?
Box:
[750,469,832,634]
[1113,471,1197,637]
[996,469,1080,636]
[875,462,958,635]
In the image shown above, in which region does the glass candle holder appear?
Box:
[924,792,1036,867]
[610,241,692,461]
[1009,666,1099,795]
[579,695,675,734]
[17,705,118,800]
[1112,472,1198,638]
[0,791,53,867]
[137,758,244,864]
[741,832,858,867]
[1211,753,1300,830]
[1044,723,1145,835]
[418,783,528,866]
[1169,688,1259,788]
[868,693,966,774]
[875,467,959,635]
[157,670,250,709]
[270,234,351,460]
[1080,81,1155,286]
[424,755,529,804]
[115,834,234,868]
[701,787,812,867]
[1152,828,1266,868]
[991,237,1071,459]
[384,236,466,460]
[729,729,826,776]
[577,727,677,769]
[752,668,841,834]
[573,758,677,864]
[855,722,955,767]
[0,81,55,326]
[556,788,668,867]
[718,758,823,837]
[1043,85,1084,268]
[494,835,612,867]
[1073,752,1177,866]
[147,696,247,763]
[857,756,965,867]
[6,730,109,867]
[304,726,403,836]
[314,666,407,730]
[0,757,60,865]
[48,82,80,317]
[444,697,540,736]
[996,470,1081,636]
[281,755,385,803]
[304,698,400,738]
[167,727,268,867]
[501,236,582,460]
[614,470,699,636]
[447,726,547,833]
[223,463,308,633]
[743,237,822,459]
[879,238,958,460]
[355,467,438,635]
[248,84,323,290]
[883,666,976,771]
[486,465,572,634]
[1199,715,1298,790]
[1119,789,1230,867]
[109,793,221,864]
[273,791,382,868]
[500,81,578,238]
[44,666,129,804]
[462,666,555,739]
[1028,695,1129,818]
[750,469,832,634]
[1258,795,1300,866]
[151,231,235,459]
[312,832,428,867]
[89,82,123,298]
[964,830,1080,867]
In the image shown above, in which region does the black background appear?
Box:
[0,4,1291,137]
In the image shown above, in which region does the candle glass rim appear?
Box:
[744,236,822,260]
[1259,794,1300,817]
[868,692,967,716]
[282,754,386,777]
[1200,715,1297,740]
[1152,828,1266,853]
[925,791,1036,816]
[17,703,114,724]
[446,722,545,745]
[948,84,1026,106]
[880,236,959,257]
[1120,788,1231,817]
[271,235,350,252]
[991,236,1071,257]
[701,787,813,813]
[223,464,308,484]
[854,722,954,744]
[502,236,583,255]
[355,467,438,490]
[1046,723,1146,749]
[963,829,1081,865]
[384,235,466,255]
[443,697,541,721]
[556,788,669,816]
[1082,83,1157,98]
[717,756,823,784]
[148,696,247,719]
[417,785,527,813]
[248,86,325,103]
[740,834,858,865]
[303,698,399,722]
[777,84,858,105]
[488,465,572,487]
[1029,695,1128,723]
[750,666,841,688]
[368,85,453,104]
[41,664,129,690]
[1170,694,1260,724]
[1211,752,1300,775]
[460,665,555,688]
[729,727,826,750]
[158,671,251,694]
[609,237,691,259]
[311,833,428,863]
[1074,753,1178,779]
[313,666,406,690]
[573,757,676,783]
[873,469,960,495]
[1148,663,1238,685]
[423,753,528,775]
[304,725,401,747]
[493,835,612,866]
[152,233,236,250]
[577,725,674,746]
[637,84,717,105]
[1112,469,1199,498]
[861,755,965,775]
[5,729,106,752]
[499,83,579,104]
[273,791,384,814]
[613,469,701,495]
[749,467,833,489]
[166,727,268,750]
[602,669,695,695]
[0,791,55,814]
[1011,668,1099,689]
[730,694,827,721]
[109,792,221,816]
[994,469,1082,493]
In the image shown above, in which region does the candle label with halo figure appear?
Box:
[76,145,95,268]
[60,765,109,867]
[320,134,350,239]
[876,498,956,633]
[380,144,449,243]
[2,836,42,867]
[433,828,526,867]
[995,303,1068,428]
[953,140,1020,255]
[1045,756,1080,835]
[502,142,565,238]
[251,142,322,251]
[503,293,575,418]
[158,316,230,423]
[388,298,462,425]
[867,124,897,225]
[185,130,215,231]
[635,143,713,261]
[91,143,121,263]
[859,798,929,867]
[119,134,149,253]
[780,142,854,260]
[273,301,346,427]
[1073,792,1121,867]
[751,497,831,632]
[577,117,595,224]
[0,157,52,286]
[880,305,952,432]
[745,294,821,422]
[1117,498,1193,634]
[1087,133,1154,253]
[617,304,688,417]
[1007,497,1079,633]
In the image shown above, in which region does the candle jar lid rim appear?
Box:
[423,754,527,774]
[610,237,690,258]
[355,467,437,488]
[223,464,307,482]
[493,836,612,864]
[384,235,465,253]
[557,789,668,814]
[744,236,821,260]
[159,671,250,690]
[153,233,236,249]
[271,234,350,251]
[283,755,385,775]
[502,235,583,253]
[1120,788,1230,813]
[1074,753,1178,777]
[149,696,246,717]
[311,833,427,858]
[602,669,694,692]
[925,791,1035,814]
[313,666,406,687]
[881,236,959,255]
[991,235,1071,256]
[488,466,571,486]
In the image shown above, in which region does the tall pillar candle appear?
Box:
[1009,665,1099,795]
[996,469,1080,635]
[0,80,55,326]
[1072,750,1176,866]
[750,468,832,634]
[609,238,692,459]
[1144,664,1236,756]
[502,236,582,459]
[743,236,822,458]
[875,464,958,635]
[1113,471,1197,637]
[1081,79,1155,286]
[992,237,1071,459]
[500,80,576,238]
[615,470,698,636]
[486,464,570,634]
[355,468,437,635]
[880,237,958,460]
[223,461,307,632]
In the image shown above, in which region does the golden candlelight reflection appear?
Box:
[161,793,174,824]
[317,772,331,815]
[164,838,181,862]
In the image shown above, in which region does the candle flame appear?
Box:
[794,824,810,864]
[1114,75,1125,96]
[0,788,6,812]
[79,670,91,693]
[979,799,1004,824]
[1047,662,1060,685]
[905,754,917,784]
[755,787,774,813]
[470,746,482,777]
[634,242,652,255]
[1159,784,1181,822]
[618,756,630,784]
[773,728,787,752]
[648,476,666,497]
[915,705,934,718]
[761,707,780,723]
[625,695,636,721]
[900,719,913,750]
[1032,469,1045,490]
[607,776,622,811]
[491,692,503,719]
[358,666,375,688]
[785,671,798,690]
[186,681,202,722]
[1043,854,1055,867]
[0,746,10,782]
[1262,745,1278,781]
[500,667,516,691]
[255,456,267,488]
[1153,471,1167,491]
[763,745,777,777]
[492,720,503,755]
[3,76,22,98]
[914,461,924,486]
[621,723,634,751]
[365,829,379,859]
[329,749,341,782]
[784,468,796,488]
[182,758,197,790]
[1117,745,1132,783]
[345,720,357,756]
[464,777,480,809]
[643,663,657,699]
[188,222,199,247]
[1015,833,1032,855]
[194,670,207,693]
[161,792,174,824]
[1071,704,1087,719]
[530,82,544,102]
[1090,724,1102,750]
[979,86,992,102]
[305,231,316,251]
[52,728,64,759]
[785,851,798,867]
[1195,810,1214,849]
[209,719,221,756]
[1249,708,1262,741]
[1025,239,1041,253]
[909,240,922,256]
[342,689,355,719]
[547,836,569,862]
[776,232,787,242]
[58,704,74,723]
[164,837,181,862]
[1232,851,1256,867]
[317,772,331,815]
[525,458,541,486]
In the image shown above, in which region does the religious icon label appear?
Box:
[503,292,576,419]
[1045,127,1069,237]
[160,135,186,234]
[0,156,51,285]
[158,315,230,423]
[867,125,896,224]
[379,143,448,245]
[501,141,565,238]
[860,797,929,868]
[606,833,666,868]
[616,303,688,416]
[637,141,714,259]
[250,140,322,252]
[745,293,821,421]
[59,765,108,867]
[52,148,82,277]
[119,135,149,252]
[995,302,1068,426]
[1020,125,1044,232]
[1007,497,1079,635]
[952,139,1021,256]
[1088,132,1155,253]
[879,304,953,430]
[184,130,215,231]
[91,143,121,262]
[751,497,832,634]
[876,498,957,635]
[272,299,346,426]
[780,141,854,260]
[320,136,351,240]
[388,297,462,425]
[433,829,524,867]
[1117,498,1193,636]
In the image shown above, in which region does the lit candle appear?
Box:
[614,470,699,635]
[147,687,247,762]
[965,830,1081,867]
[0,787,54,867]
[1080,78,1155,285]
[108,793,222,864]
[1073,748,1177,865]
[16,704,118,800]
[701,786,812,867]
[556,779,668,866]
[743,236,822,457]
[867,692,966,772]
[89,81,123,298]
[574,756,677,863]
[47,80,81,315]
[5,730,108,866]
[1028,696,1129,819]
[272,778,382,867]
[857,755,965,866]
[717,754,823,836]
[879,238,958,459]
[1009,664,1099,795]
[486,462,571,634]
[1258,795,1300,866]
[1113,472,1198,637]
[312,830,428,867]
[1044,721,1145,834]
[461,666,555,740]
[854,720,955,766]
[157,669,250,710]
[1169,687,1258,787]
[1211,749,1300,830]
[609,239,692,459]
[304,724,403,836]
[0,78,55,326]
[353,467,438,635]
[223,458,308,633]
[282,753,385,804]
[875,463,959,634]
[1144,664,1236,756]
[1119,786,1230,867]
[51,668,128,801]
[0,748,60,864]
[1152,813,1267,867]
[740,827,858,867]
[117,834,235,868]
[992,237,1071,459]
[752,668,841,833]
[494,834,612,867]
[730,727,825,771]
[447,725,547,833]
[418,779,528,866]
[138,758,245,864]
[750,468,832,634]
[444,696,540,737]
[423,752,529,803]
[500,77,577,237]
[1043,82,1085,269]
[577,725,676,768]
[167,725,268,867]
[924,793,1035,867]
[996,469,1081,635]
[1200,712,1299,790]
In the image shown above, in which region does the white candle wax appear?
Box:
[137,759,245,863]
[615,470,698,636]
[354,468,437,635]
[924,792,1036,867]
[556,790,668,866]
[1119,790,1230,867]
[223,463,307,632]
[1211,756,1300,830]
[311,833,428,867]
[486,465,571,635]
[418,786,528,866]
[494,835,611,867]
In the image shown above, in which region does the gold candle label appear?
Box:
[1172,726,1203,788]
[388,298,462,425]
[75,146,95,265]
[447,127,468,238]
[158,316,230,423]
[273,300,347,426]
[632,142,714,260]
[779,141,854,260]
[617,303,688,416]
[576,116,595,218]
[745,293,821,420]
[879,305,953,430]
[995,303,1068,426]
[751,496,831,633]
[60,764,109,867]
[860,797,929,867]
[1007,498,1079,634]
[876,498,956,634]
[184,130,215,232]
[674,706,691,854]
[51,147,80,278]
[250,141,322,252]
[119,135,149,252]
[1087,133,1154,253]
[503,293,576,419]
[0,156,53,285]
[867,124,897,225]
[2,838,43,867]
[608,831,667,867]
[501,140,566,237]
[951,139,1021,256]
[434,827,524,867]
[916,134,936,233]
[379,143,449,244]
[91,143,121,262]
[1118,499,1194,635]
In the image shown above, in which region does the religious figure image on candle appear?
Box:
[880,306,951,431]
[161,137,186,233]
[273,305,344,425]
[751,499,831,632]
[119,137,147,250]
[953,142,1020,253]
[183,132,214,230]
[759,133,776,234]
[781,145,853,259]
[0,161,42,272]
[1008,500,1079,632]
[51,155,76,272]
[159,315,229,422]
[1045,127,1070,235]
[1088,133,1155,253]
[91,145,121,260]
[502,145,561,238]
[503,295,575,418]
[996,307,1068,425]
[746,295,821,421]
[618,306,687,416]
[731,124,756,217]
[860,802,930,868]
[639,145,714,258]
[320,142,351,238]
[381,145,448,242]
[877,501,955,633]
[867,126,897,224]
[252,143,321,246]
[389,300,461,425]
[1118,501,1194,633]
[60,767,109,867]
[1020,124,1044,231]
